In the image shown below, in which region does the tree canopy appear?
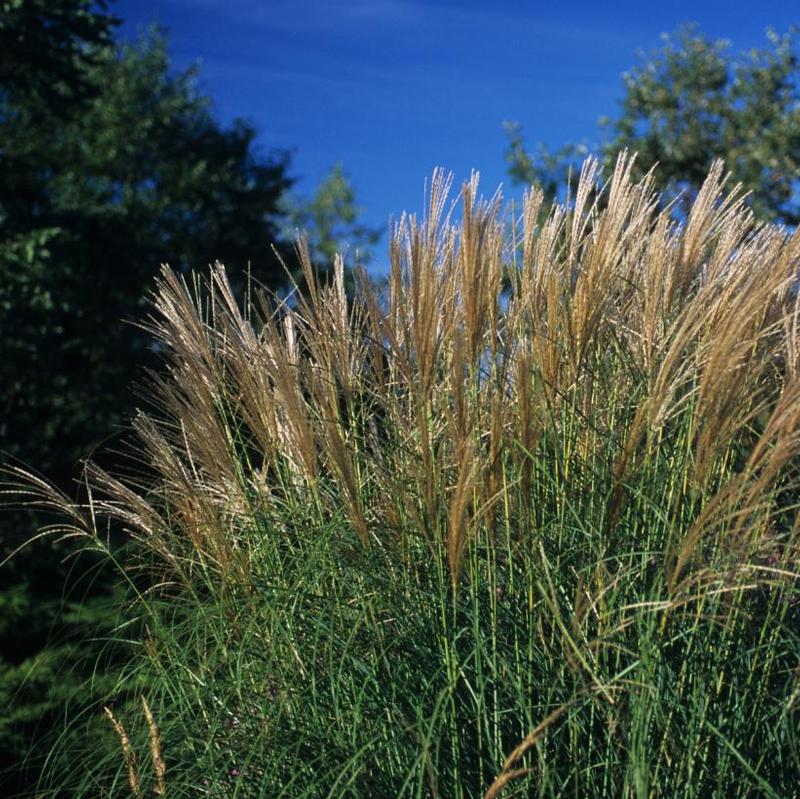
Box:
[0,0,118,109]
[505,24,800,224]
[281,163,382,271]
[1,13,295,479]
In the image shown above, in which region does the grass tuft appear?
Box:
[5,153,800,797]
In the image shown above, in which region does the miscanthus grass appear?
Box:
[4,153,800,797]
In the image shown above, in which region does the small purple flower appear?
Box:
[230,767,240,779]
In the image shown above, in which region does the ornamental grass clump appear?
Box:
[5,153,800,797]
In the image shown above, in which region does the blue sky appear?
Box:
[118,0,799,258]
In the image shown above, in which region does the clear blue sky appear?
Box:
[118,0,799,257]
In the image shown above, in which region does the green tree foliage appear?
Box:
[0,0,117,108]
[282,163,382,272]
[505,24,800,224]
[1,26,293,478]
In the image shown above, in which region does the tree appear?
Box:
[505,24,800,224]
[281,163,382,276]
[0,0,118,110]
[1,23,293,481]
